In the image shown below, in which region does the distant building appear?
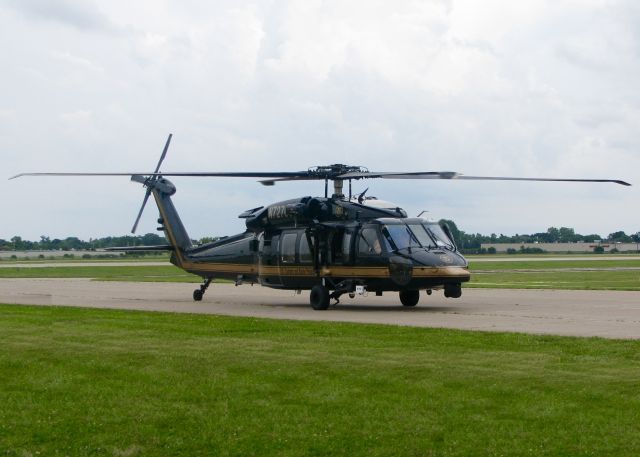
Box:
[480,242,640,253]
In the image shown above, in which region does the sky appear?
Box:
[1,0,638,241]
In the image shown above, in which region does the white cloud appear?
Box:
[0,0,638,240]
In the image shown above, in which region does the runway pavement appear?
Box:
[1,278,639,339]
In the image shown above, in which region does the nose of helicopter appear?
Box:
[388,249,468,286]
[410,249,468,268]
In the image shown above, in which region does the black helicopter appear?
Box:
[11,135,631,310]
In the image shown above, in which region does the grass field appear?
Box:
[0,265,201,282]
[468,259,640,271]
[1,256,639,290]
[466,259,640,290]
[2,304,640,456]
[468,270,640,290]
[0,254,171,263]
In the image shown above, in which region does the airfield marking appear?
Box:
[1,279,639,340]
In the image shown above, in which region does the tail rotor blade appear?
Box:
[154,134,172,174]
[132,133,172,233]
[131,189,152,234]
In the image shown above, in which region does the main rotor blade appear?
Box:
[259,176,326,186]
[9,170,631,186]
[10,171,314,180]
[131,189,152,234]
[338,171,459,180]
[338,171,631,186]
[455,175,631,186]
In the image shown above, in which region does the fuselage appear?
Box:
[151,183,469,302]
[171,217,469,293]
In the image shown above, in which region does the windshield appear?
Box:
[382,223,454,251]
[382,224,420,250]
[426,224,454,249]
[408,224,437,249]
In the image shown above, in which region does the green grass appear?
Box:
[469,259,640,271]
[468,270,640,290]
[0,254,171,263]
[1,305,640,456]
[1,257,640,289]
[0,265,200,282]
[466,258,640,290]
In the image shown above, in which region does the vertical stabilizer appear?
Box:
[152,184,192,252]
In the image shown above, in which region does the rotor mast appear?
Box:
[308,164,367,199]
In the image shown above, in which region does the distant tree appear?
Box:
[10,236,23,250]
[39,236,51,249]
[558,227,577,243]
[438,219,462,247]
[608,231,632,243]
[141,233,166,246]
[546,227,560,243]
[198,236,221,245]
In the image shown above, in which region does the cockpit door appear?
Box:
[355,226,387,266]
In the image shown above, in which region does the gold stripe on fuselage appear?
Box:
[178,260,469,280]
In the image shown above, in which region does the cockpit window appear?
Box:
[382,224,421,251]
[358,228,383,255]
[382,223,453,251]
[408,224,437,249]
[425,224,454,249]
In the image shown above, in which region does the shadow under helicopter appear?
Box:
[257,301,464,313]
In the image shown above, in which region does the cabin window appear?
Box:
[358,228,382,255]
[330,231,344,263]
[280,233,297,263]
[299,234,312,263]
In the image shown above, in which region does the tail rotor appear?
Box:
[131,134,173,233]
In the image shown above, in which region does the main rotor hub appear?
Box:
[307,165,368,198]
[308,164,368,180]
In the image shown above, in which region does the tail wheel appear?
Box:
[193,289,204,301]
[399,290,420,307]
[310,285,330,310]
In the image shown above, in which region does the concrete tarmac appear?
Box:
[1,278,639,339]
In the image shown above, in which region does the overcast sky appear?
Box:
[1,0,638,241]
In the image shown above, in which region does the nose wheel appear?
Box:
[399,290,420,307]
[193,278,212,301]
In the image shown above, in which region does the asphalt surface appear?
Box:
[1,278,639,339]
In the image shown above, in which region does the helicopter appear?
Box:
[11,134,631,310]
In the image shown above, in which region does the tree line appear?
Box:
[439,221,639,253]
[1,224,638,252]
[0,233,169,251]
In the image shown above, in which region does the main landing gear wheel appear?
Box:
[193,277,212,302]
[399,290,420,307]
[310,284,330,310]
